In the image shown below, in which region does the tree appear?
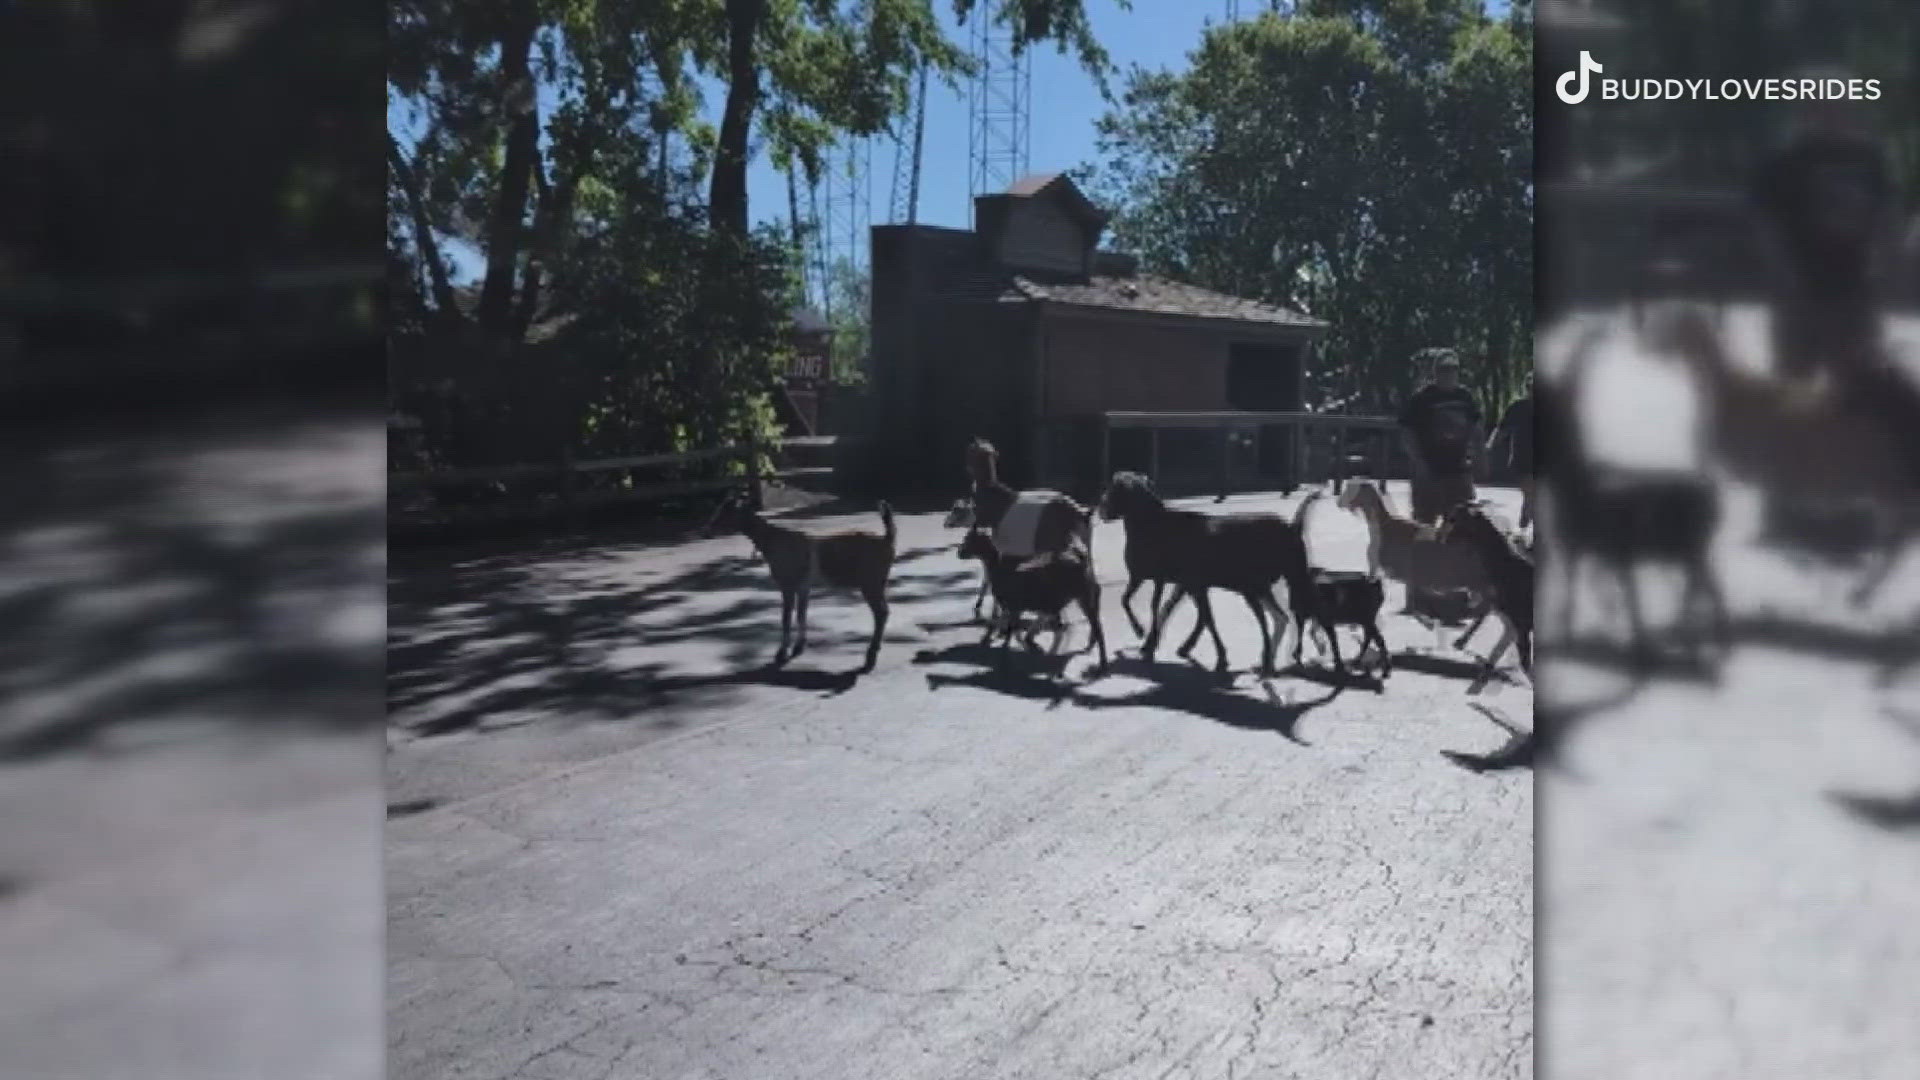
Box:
[705,0,1122,240]
[823,257,871,384]
[1083,1,1531,412]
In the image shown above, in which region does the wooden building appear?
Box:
[865,173,1328,498]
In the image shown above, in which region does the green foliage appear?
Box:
[824,257,871,384]
[1082,0,1531,414]
[707,0,1121,236]
[388,0,1122,477]
[388,0,801,472]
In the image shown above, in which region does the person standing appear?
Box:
[1490,373,1535,529]
[1397,352,1484,526]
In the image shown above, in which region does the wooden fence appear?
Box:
[390,435,836,528]
[1098,411,1406,498]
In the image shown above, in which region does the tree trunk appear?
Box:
[709,0,766,239]
[387,134,462,325]
[477,8,540,335]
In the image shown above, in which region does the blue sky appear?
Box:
[392,1,1508,284]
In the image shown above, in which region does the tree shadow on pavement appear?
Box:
[0,407,383,763]
[389,530,978,742]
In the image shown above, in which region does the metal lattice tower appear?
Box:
[888,66,930,224]
[967,15,1032,224]
[814,137,872,318]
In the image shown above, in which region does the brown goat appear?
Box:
[1646,302,1920,604]
[707,490,895,671]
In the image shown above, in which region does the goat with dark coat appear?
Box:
[1436,500,1534,690]
[960,437,1094,618]
[1096,471,1309,675]
[958,526,1108,672]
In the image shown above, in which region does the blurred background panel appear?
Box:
[0,3,384,1079]
[1535,1,1920,1078]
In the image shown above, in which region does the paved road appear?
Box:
[388,485,1534,1079]
[1535,308,1920,1080]
[0,407,383,1080]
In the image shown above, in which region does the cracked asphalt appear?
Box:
[388,484,1533,1079]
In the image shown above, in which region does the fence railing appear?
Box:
[390,436,836,527]
[1097,411,1406,498]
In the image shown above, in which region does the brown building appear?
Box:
[864,173,1328,499]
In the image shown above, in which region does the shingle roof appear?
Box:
[1007,274,1326,328]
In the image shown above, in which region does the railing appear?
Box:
[390,436,836,527]
[1096,411,1405,498]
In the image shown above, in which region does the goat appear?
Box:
[1645,302,1920,605]
[1288,488,1390,676]
[1436,500,1534,692]
[1533,354,1728,658]
[1335,479,1492,653]
[1096,471,1308,675]
[962,438,1093,618]
[706,490,895,671]
[958,526,1108,671]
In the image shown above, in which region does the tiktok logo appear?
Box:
[1556,51,1604,104]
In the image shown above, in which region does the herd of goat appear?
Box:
[709,433,1539,692]
[708,300,1920,706]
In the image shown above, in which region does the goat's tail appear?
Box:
[1293,487,1325,532]
[877,500,897,548]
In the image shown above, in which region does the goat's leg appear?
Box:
[1143,587,1184,661]
[1615,562,1651,662]
[793,584,812,659]
[1698,559,1732,657]
[1454,604,1490,651]
[1167,588,1198,657]
[1468,622,1514,695]
[774,590,795,666]
[1081,588,1110,672]
[974,570,990,618]
[1850,534,1903,608]
[1190,590,1230,673]
[1365,620,1392,676]
[1242,589,1277,675]
[861,588,888,672]
[1261,589,1291,673]
[1323,621,1349,674]
[1559,553,1580,645]
[1121,577,1145,639]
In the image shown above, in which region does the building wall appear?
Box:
[1041,313,1233,416]
[994,199,1090,277]
[920,301,1036,489]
